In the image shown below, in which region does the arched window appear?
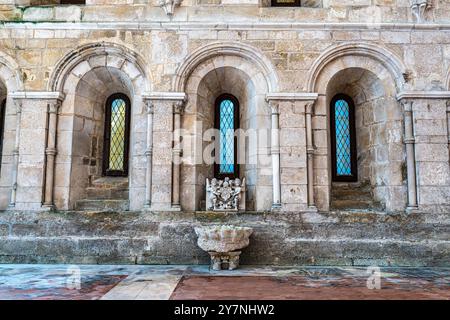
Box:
[214,94,239,179]
[0,99,5,173]
[103,93,131,177]
[330,94,357,182]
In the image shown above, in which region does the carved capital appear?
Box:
[48,100,61,114]
[173,100,185,115]
[269,101,279,115]
[144,100,154,114]
[159,0,182,16]
[400,99,414,113]
[410,0,429,23]
[305,102,315,115]
[13,99,22,114]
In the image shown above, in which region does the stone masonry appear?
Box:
[0,0,449,266]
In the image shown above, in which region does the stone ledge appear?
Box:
[0,210,448,266]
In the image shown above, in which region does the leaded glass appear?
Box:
[108,98,126,171]
[219,99,235,174]
[334,99,352,176]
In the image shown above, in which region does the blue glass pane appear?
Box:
[334,99,352,176]
[219,99,235,174]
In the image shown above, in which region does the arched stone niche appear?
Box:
[308,43,408,212]
[175,42,279,211]
[49,42,150,210]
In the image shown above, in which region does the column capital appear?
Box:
[400,99,414,112]
[144,99,154,114]
[173,100,186,115]
[269,101,279,115]
[48,99,62,114]
[305,101,315,115]
[13,100,22,114]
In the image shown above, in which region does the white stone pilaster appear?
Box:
[8,99,22,208]
[305,101,316,210]
[447,101,450,166]
[400,99,418,210]
[144,99,154,208]
[42,99,62,210]
[172,100,185,210]
[269,101,281,210]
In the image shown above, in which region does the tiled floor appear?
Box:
[0,265,448,300]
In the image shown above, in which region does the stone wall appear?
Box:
[0,210,448,266]
[0,1,448,265]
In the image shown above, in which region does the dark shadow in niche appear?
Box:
[261,0,322,7]
[30,0,85,4]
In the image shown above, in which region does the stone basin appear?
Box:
[194,225,253,270]
[194,225,253,253]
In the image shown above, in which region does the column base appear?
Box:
[171,204,182,211]
[41,204,56,211]
[406,205,419,213]
[144,205,182,212]
[271,203,282,211]
[306,205,318,213]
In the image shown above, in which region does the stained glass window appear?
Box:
[219,99,235,174]
[0,99,5,174]
[215,95,239,178]
[104,94,130,176]
[109,98,126,171]
[331,95,357,181]
[334,99,352,176]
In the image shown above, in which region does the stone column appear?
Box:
[305,102,316,209]
[172,101,185,210]
[9,99,22,208]
[269,101,281,209]
[144,100,154,208]
[401,99,418,209]
[42,99,61,209]
[447,101,450,165]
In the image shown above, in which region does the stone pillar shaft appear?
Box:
[172,101,184,210]
[42,100,60,208]
[305,102,315,208]
[9,100,22,207]
[144,100,154,207]
[447,102,450,165]
[270,102,281,209]
[401,99,418,209]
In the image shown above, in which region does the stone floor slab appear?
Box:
[0,265,448,300]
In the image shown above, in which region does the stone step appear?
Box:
[90,177,129,189]
[75,199,129,211]
[331,192,373,201]
[86,187,128,200]
[330,199,379,210]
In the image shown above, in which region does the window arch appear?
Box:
[0,99,5,174]
[214,94,239,179]
[330,94,357,182]
[103,93,131,177]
